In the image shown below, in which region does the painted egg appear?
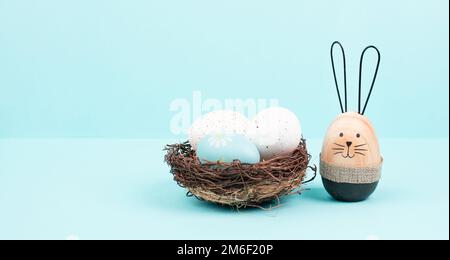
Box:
[188,110,249,151]
[246,107,302,160]
[320,112,382,202]
[197,134,260,164]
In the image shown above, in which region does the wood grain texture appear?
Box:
[321,112,381,168]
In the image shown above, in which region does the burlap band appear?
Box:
[320,157,382,184]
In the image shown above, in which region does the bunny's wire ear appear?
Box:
[330,41,347,113]
[358,45,380,115]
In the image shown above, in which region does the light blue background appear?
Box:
[0,0,448,138]
[0,138,448,240]
[0,0,448,240]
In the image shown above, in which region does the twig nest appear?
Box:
[164,139,315,208]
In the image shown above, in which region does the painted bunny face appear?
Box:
[321,112,381,168]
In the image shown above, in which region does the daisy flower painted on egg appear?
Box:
[208,132,232,148]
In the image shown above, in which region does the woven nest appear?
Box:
[164,139,316,208]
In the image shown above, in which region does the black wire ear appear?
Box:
[358,45,380,115]
[330,41,347,113]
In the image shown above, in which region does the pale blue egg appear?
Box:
[196,134,260,164]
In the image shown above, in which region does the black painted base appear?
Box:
[322,177,379,202]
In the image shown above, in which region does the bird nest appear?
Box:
[164,139,316,208]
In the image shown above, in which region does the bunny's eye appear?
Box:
[356,133,360,138]
[339,132,344,137]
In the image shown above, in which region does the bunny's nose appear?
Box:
[346,141,352,147]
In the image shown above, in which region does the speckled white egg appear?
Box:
[246,107,302,160]
[188,110,249,151]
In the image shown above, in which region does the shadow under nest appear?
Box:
[164,139,316,209]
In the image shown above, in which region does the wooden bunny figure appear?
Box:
[320,41,383,202]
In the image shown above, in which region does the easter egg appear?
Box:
[197,134,260,164]
[320,112,382,202]
[246,107,302,160]
[188,110,249,151]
